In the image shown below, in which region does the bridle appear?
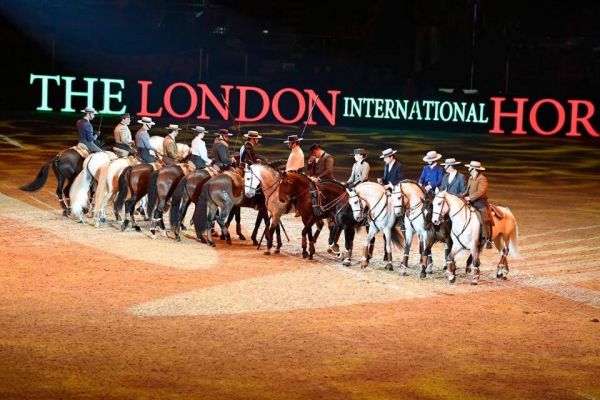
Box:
[348,188,389,230]
[245,165,281,202]
[432,192,473,249]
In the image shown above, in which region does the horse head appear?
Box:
[346,187,364,222]
[391,184,405,217]
[431,191,450,225]
[244,164,261,198]
[278,171,307,204]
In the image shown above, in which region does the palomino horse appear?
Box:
[92,156,139,227]
[278,172,351,263]
[20,147,85,216]
[348,182,404,270]
[114,161,162,231]
[69,151,118,223]
[195,167,246,246]
[146,162,195,238]
[244,163,290,255]
[431,191,520,284]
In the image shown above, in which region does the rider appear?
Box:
[76,106,102,153]
[212,128,235,169]
[418,150,444,194]
[135,116,157,163]
[284,134,305,172]
[377,148,404,189]
[113,113,134,157]
[440,158,466,195]
[162,124,181,165]
[241,130,262,165]
[346,148,369,187]
[190,126,211,169]
[462,161,493,249]
[307,143,335,182]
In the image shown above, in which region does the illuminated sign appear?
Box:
[28,73,599,137]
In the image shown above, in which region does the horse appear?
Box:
[431,191,520,284]
[244,163,290,255]
[91,155,139,227]
[114,161,162,231]
[278,172,351,263]
[20,147,85,216]
[146,162,195,238]
[68,151,118,223]
[348,182,404,270]
[195,167,246,246]
[392,180,453,278]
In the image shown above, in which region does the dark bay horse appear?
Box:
[169,168,214,241]
[146,162,195,238]
[195,167,246,246]
[114,161,162,231]
[278,172,355,263]
[20,148,84,216]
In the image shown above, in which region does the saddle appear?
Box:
[206,165,220,177]
[223,169,244,198]
[490,204,504,219]
[72,143,91,158]
[178,162,196,175]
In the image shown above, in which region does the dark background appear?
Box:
[2,0,600,119]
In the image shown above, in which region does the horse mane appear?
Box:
[318,179,346,189]
[267,159,287,170]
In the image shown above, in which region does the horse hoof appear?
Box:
[342,259,351,267]
[263,250,271,255]
[302,252,308,259]
[385,264,393,271]
[274,248,280,254]
[199,237,207,244]
[219,234,226,240]
[465,267,472,274]
[176,236,181,242]
[62,210,69,217]
[449,276,456,284]
[252,240,259,246]
[181,225,187,231]
[238,234,246,241]
[134,226,141,232]
[207,240,216,247]
[420,271,427,279]
[78,220,83,224]
[470,280,478,286]
[308,254,313,260]
[150,229,155,236]
[496,272,503,279]
[100,217,106,223]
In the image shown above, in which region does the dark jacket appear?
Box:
[309,152,335,180]
[241,141,257,164]
[212,137,231,167]
[440,172,466,195]
[382,160,404,185]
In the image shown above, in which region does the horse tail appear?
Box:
[195,182,211,236]
[92,162,110,216]
[169,176,188,230]
[503,208,521,259]
[20,157,53,191]
[146,170,160,219]
[390,225,405,250]
[114,165,132,216]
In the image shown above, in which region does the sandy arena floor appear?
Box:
[0,115,599,399]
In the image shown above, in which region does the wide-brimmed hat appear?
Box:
[166,124,182,131]
[350,148,367,157]
[283,134,303,144]
[81,106,97,114]
[441,158,461,166]
[191,126,206,134]
[137,116,156,125]
[244,130,262,139]
[465,160,486,171]
[216,128,233,136]
[423,150,442,162]
[379,148,397,158]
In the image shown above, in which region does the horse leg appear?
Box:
[180,200,191,231]
[400,228,413,276]
[251,209,264,246]
[307,224,316,260]
[55,170,68,216]
[384,228,394,271]
[275,225,282,254]
[446,245,461,284]
[470,245,482,286]
[263,216,273,256]
[205,203,218,247]
[342,225,354,267]
[313,219,324,243]
[235,207,246,240]
[465,254,473,274]
[327,224,341,257]
[361,225,377,269]
[301,226,309,258]
[496,235,509,279]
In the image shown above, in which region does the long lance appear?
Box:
[220,93,241,150]
[279,219,290,242]
[300,95,319,138]
[96,114,103,138]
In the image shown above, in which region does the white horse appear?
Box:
[244,163,287,255]
[69,151,117,223]
[431,191,520,284]
[347,182,403,271]
[92,156,140,227]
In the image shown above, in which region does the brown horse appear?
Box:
[278,172,355,262]
[20,148,84,216]
[146,162,195,238]
[114,161,162,231]
[195,167,246,246]
[169,168,214,241]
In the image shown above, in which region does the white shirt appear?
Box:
[191,136,211,164]
[448,170,457,184]
[239,145,245,159]
[286,145,305,171]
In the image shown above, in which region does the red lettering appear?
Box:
[489,97,528,134]
[163,82,197,118]
[137,80,163,117]
[196,84,233,120]
[529,99,565,136]
[566,100,600,137]
[304,89,340,126]
[237,86,270,122]
[271,88,306,124]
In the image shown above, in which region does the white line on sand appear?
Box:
[0,134,24,148]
